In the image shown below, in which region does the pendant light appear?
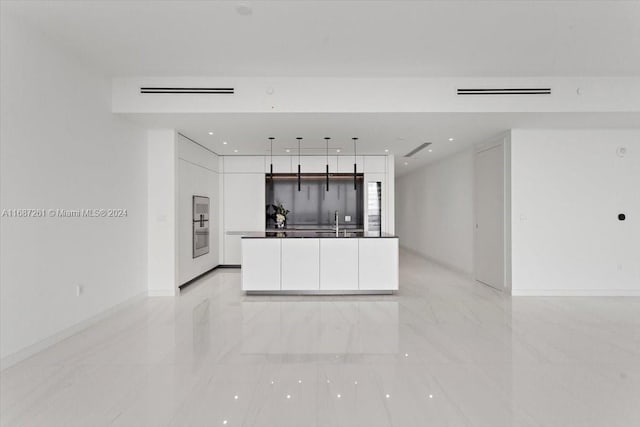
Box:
[352,137,358,190]
[325,137,331,191]
[297,137,302,191]
[268,137,275,179]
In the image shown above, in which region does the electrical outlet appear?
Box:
[345,215,351,222]
[76,284,83,296]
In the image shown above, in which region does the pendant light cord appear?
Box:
[268,137,274,178]
[325,137,330,191]
[352,137,358,190]
[297,137,302,191]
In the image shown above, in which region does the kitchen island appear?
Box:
[241,231,399,294]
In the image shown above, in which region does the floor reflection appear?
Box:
[1,251,639,427]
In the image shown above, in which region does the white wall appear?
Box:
[177,135,220,284]
[396,149,475,275]
[0,15,147,364]
[510,129,640,295]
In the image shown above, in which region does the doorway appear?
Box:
[474,144,505,290]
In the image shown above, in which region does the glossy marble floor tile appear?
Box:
[2,250,639,426]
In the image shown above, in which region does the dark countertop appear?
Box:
[241,230,398,239]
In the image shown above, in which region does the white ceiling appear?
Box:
[122,112,640,175]
[5,1,639,175]
[5,0,640,77]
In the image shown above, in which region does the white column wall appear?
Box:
[147,130,177,295]
[510,129,640,295]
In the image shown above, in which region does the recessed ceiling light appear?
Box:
[384,149,389,153]
[223,141,228,145]
[285,149,290,153]
[233,149,238,153]
[208,131,214,135]
[404,162,408,166]
[448,138,454,142]
[428,149,433,152]
[336,149,341,153]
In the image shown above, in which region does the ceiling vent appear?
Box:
[457,88,551,95]
[404,142,431,158]
[140,87,234,94]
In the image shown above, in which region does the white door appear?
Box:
[474,145,505,290]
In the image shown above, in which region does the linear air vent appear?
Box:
[140,87,234,94]
[404,142,431,158]
[457,88,551,95]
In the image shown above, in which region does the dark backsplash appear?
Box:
[266,174,364,228]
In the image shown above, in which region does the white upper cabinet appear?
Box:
[223,156,264,173]
[364,156,387,173]
[264,156,292,173]
[337,156,364,173]
[223,173,265,230]
[297,156,338,173]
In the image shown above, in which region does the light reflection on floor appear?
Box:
[1,250,639,426]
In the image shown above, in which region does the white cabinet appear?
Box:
[319,239,359,290]
[223,173,265,264]
[359,238,398,290]
[242,237,399,293]
[364,156,386,173]
[224,156,264,173]
[242,239,281,291]
[281,239,319,290]
[297,156,338,173]
[224,234,242,265]
[265,156,292,174]
[337,156,364,173]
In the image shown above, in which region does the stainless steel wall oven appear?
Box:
[192,196,210,258]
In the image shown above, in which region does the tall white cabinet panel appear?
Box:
[224,156,264,173]
[359,238,399,290]
[320,239,359,290]
[364,156,387,173]
[223,173,266,264]
[281,239,320,290]
[242,239,281,291]
[337,156,364,173]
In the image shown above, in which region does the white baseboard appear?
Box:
[512,289,640,296]
[1,291,148,371]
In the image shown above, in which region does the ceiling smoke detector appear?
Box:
[236,4,253,16]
